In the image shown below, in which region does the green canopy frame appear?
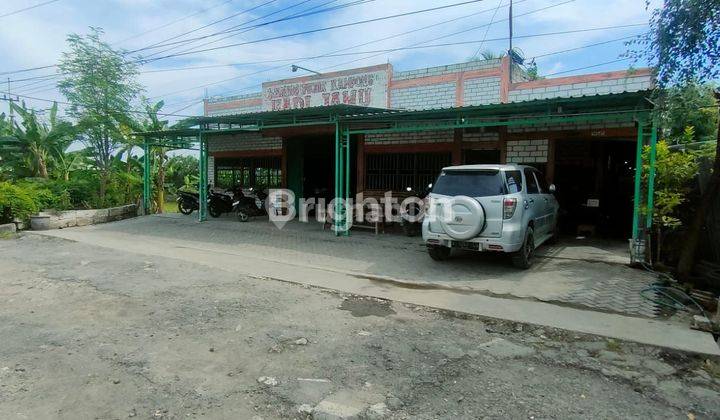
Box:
[134,94,657,253]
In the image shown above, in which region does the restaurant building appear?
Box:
[198,56,654,239]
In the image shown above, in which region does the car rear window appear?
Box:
[431,170,506,197]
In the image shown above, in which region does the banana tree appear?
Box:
[0,102,75,179]
[122,100,169,213]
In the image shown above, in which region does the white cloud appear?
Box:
[0,0,658,121]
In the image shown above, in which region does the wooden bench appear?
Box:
[323,190,414,235]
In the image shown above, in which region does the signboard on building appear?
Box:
[261,64,390,111]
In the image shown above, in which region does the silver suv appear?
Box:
[422,164,559,269]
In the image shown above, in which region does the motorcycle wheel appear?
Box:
[178,201,194,215]
[236,210,249,222]
[208,204,222,218]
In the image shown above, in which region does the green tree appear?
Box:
[0,102,75,179]
[642,140,699,261]
[143,100,169,213]
[121,100,169,213]
[631,0,720,278]
[165,154,199,192]
[58,27,143,204]
[0,112,16,179]
[659,83,718,144]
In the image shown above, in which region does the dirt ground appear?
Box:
[1,234,719,419]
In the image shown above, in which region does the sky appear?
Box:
[0,0,662,122]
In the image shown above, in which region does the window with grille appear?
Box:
[214,156,281,189]
[365,152,450,192]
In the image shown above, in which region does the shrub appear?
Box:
[15,179,72,211]
[0,182,39,224]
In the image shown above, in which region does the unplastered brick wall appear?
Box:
[390,83,456,110]
[365,130,454,145]
[208,132,282,152]
[463,77,501,106]
[206,93,262,116]
[507,121,635,133]
[392,59,501,81]
[508,74,652,102]
[462,131,499,142]
[506,139,549,163]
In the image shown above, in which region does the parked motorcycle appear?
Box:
[234,187,269,222]
[400,183,432,237]
[208,187,241,218]
[177,190,200,215]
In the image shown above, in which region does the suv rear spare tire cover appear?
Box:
[438,195,485,240]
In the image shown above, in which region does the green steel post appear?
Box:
[142,140,151,215]
[645,119,658,229]
[334,122,340,235]
[631,118,645,241]
[344,128,351,236]
[198,132,208,222]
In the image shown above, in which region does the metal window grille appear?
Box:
[365,152,450,192]
[214,157,281,189]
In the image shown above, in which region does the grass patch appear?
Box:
[702,359,720,379]
[0,231,18,240]
[161,201,178,214]
[605,339,623,353]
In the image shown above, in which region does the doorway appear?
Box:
[302,136,334,204]
[553,139,636,238]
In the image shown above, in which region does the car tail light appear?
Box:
[503,198,517,219]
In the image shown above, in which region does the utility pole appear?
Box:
[6,77,15,125]
[508,0,513,55]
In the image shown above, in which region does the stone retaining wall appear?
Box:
[30,204,137,230]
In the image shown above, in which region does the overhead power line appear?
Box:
[158,0,582,104]
[0,0,60,19]
[112,0,237,45]
[542,58,632,77]
[138,0,329,60]
[133,0,280,54]
[135,0,371,57]
[472,0,505,58]
[0,90,196,118]
[143,0,354,60]
[139,0,490,63]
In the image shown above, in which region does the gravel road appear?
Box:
[1,233,718,419]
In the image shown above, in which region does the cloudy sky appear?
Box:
[0,0,661,120]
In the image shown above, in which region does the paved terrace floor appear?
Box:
[59,213,659,318]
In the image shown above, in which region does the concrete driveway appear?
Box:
[63,214,659,318]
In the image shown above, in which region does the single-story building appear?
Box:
[137,56,658,258]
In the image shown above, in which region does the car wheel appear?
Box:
[428,245,451,261]
[178,201,193,215]
[512,226,535,269]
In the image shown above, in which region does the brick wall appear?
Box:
[463,77,501,106]
[392,59,501,81]
[462,131,500,142]
[206,93,262,116]
[508,74,652,102]
[507,121,635,133]
[506,139,549,163]
[208,132,283,152]
[390,82,456,110]
[365,130,454,145]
